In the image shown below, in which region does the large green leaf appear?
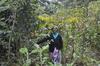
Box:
[0,0,9,12]
[0,0,7,6]
[19,47,28,54]
[41,45,49,52]
[0,6,9,12]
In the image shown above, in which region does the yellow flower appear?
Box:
[66,17,79,23]
[37,15,54,22]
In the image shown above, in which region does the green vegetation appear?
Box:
[0,0,100,66]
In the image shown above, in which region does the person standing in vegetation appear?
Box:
[37,26,63,65]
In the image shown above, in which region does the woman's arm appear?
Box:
[37,35,51,44]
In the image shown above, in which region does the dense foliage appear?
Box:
[0,0,100,66]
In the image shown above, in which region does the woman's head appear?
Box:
[51,26,58,32]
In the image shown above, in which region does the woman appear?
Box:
[37,27,63,65]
